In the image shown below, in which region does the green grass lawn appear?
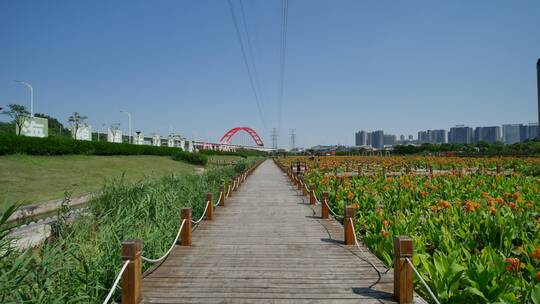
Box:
[0,154,200,208]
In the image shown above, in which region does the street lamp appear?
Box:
[120,110,132,144]
[14,80,34,117]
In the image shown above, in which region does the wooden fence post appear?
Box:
[219,186,225,206]
[393,236,413,304]
[180,208,192,246]
[321,192,329,219]
[309,185,316,205]
[344,206,357,245]
[297,180,303,191]
[206,193,213,220]
[121,239,142,304]
[428,164,433,176]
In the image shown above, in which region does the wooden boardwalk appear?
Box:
[142,160,426,304]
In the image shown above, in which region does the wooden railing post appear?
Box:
[321,192,329,219]
[344,206,356,245]
[309,185,316,204]
[219,186,225,206]
[297,179,303,191]
[302,182,308,196]
[180,208,192,246]
[121,239,142,304]
[428,164,433,176]
[393,236,414,304]
[206,193,213,220]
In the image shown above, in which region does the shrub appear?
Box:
[171,151,208,166]
[0,134,180,156]
[199,149,268,158]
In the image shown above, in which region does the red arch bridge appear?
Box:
[195,127,268,151]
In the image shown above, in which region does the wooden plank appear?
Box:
[141,160,427,304]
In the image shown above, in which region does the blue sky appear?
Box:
[1,0,539,147]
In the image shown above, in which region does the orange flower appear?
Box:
[463,200,480,212]
[505,258,523,271]
[438,200,451,209]
[530,247,540,260]
[508,202,516,209]
[380,228,389,238]
[489,207,497,215]
[506,258,521,271]
[513,192,521,201]
[420,191,429,198]
[496,197,506,205]
[383,220,391,227]
[347,191,354,201]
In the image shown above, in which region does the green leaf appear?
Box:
[532,284,540,304]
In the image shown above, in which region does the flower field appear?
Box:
[277,156,540,303]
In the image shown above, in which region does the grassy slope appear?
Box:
[0,154,199,208]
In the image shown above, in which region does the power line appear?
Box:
[278,0,289,133]
[227,0,267,130]
[238,0,263,103]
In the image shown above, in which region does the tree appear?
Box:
[109,123,121,142]
[68,112,87,139]
[1,104,30,135]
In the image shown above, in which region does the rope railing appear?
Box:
[225,184,231,198]
[405,257,441,304]
[102,260,130,304]
[214,191,223,207]
[191,201,210,224]
[348,217,388,275]
[324,199,343,219]
[141,219,186,263]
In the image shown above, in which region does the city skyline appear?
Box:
[355,122,538,148]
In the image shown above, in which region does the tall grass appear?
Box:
[0,159,259,303]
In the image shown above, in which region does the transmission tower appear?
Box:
[289,128,296,151]
[271,128,278,150]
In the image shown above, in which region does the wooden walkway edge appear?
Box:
[142,159,427,304]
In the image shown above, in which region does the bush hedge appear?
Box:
[171,150,208,166]
[0,134,179,156]
[199,148,267,158]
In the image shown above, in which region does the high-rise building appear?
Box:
[383,134,396,146]
[417,131,429,144]
[448,125,473,144]
[400,134,405,141]
[537,58,540,139]
[355,130,368,146]
[408,135,413,141]
[371,130,384,149]
[430,130,447,144]
[502,124,522,144]
[519,123,539,141]
[474,126,501,143]
[528,123,539,140]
